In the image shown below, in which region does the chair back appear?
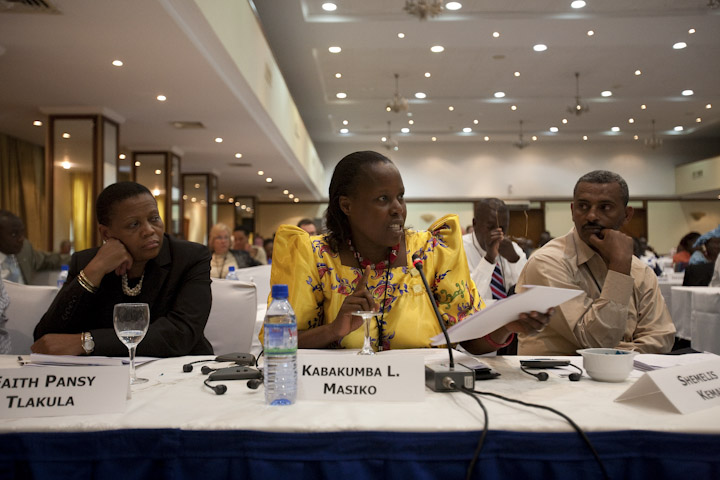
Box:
[234,264,272,306]
[206,279,257,355]
[4,281,59,354]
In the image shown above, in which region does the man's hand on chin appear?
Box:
[587,229,633,275]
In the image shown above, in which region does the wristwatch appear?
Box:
[81,332,95,355]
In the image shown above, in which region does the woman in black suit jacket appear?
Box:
[32,182,213,357]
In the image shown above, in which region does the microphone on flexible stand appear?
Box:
[412,253,475,392]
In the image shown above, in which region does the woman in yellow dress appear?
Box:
[271,151,549,352]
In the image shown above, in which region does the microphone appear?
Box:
[412,253,474,392]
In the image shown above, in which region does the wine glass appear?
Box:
[113,303,150,384]
[353,311,377,355]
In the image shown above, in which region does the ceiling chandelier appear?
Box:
[386,73,409,113]
[513,120,530,149]
[404,0,444,20]
[567,72,589,116]
[644,119,663,150]
[382,121,399,151]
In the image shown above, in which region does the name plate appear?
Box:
[0,366,129,418]
[298,352,424,402]
[616,359,720,414]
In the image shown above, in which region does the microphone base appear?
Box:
[425,363,475,392]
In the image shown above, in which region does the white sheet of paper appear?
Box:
[26,354,157,367]
[430,285,583,345]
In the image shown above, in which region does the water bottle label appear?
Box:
[265,323,297,355]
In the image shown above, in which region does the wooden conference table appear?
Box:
[0,351,718,480]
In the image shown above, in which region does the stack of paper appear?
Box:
[633,352,719,372]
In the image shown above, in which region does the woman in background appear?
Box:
[208,223,260,279]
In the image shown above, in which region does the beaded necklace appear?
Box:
[121,272,144,296]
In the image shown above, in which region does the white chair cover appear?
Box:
[234,264,272,306]
[207,279,258,355]
[4,281,59,354]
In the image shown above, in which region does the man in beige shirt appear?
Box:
[517,170,675,355]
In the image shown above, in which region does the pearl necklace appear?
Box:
[121,272,145,296]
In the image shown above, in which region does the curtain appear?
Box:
[0,132,46,248]
[70,172,93,251]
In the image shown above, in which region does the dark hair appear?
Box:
[233,226,249,235]
[573,170,629,206]
[679,232,701,252]
[297,218,315,228]
[96,182,154,226]
[324,151,393,252]
[473,198,507,220]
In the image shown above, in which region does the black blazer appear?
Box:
[34,234,213,357]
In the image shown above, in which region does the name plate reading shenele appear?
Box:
[615,359,720,414]
[0,366,129,418]
[298,352,424,402]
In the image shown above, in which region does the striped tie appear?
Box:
[490,263,507,300]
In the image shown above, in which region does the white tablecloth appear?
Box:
[670,286,720,352]
[658,274,684,312]
[1,351,719,435]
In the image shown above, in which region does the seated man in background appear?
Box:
[516,170,675,355]
[297,218,317,235]
[684,236,720,286]
[463,198,527,304]
[233,226,267,265]
[0,210,70,285]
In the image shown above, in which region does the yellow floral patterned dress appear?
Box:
[269,214,484,350]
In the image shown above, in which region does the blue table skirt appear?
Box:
[1,429,718,480]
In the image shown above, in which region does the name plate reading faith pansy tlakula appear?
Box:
[0,366,129,418]
[298,351,425,402]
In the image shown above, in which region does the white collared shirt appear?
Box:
[462,232,527,305]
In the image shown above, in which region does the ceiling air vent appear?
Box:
[0,0,60,13]
[228,163,251,167]
[170,121,205,129]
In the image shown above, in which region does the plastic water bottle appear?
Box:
[57,265,69,288]
[263,284,297,405]
[225,266,239,280]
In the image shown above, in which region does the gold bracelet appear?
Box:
[77,270,98,293]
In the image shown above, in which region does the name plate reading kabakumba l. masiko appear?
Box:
[615,359,720,414]
[298,351,424,402]
[0,366,129,418]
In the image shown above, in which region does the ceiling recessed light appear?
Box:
[611,126,620,132]
[492,32,500,38]
[62,160,71,170]
[494,91,505,98]
[321,2,337,11]
[431,45,445,53]
[633,135,639,140]
[446,2,462,10]
[696,117,702,123]
[112,60,123,67]
[587,30,594,36]
[235,153,243,158]
[549,127,559,133]
[431,136,437,141]
[214,137,223,143]
[484,136,490,141]
[682,89,694,96]
[266,177,273,183]
[342,120,348,125]
[219,194,225,200]
[398,33,405,39]
[531,136,538,141]
[135,161,141,167]
[335,73,342,78]
[473,119,479,124]
[293,198,299,203]
[673,42,687,50]
[336,92,347,99]
[154,169,162,175]
[62,132,70,139]
[257,170,264,175]
[463,127,472,133]
[583,135,588,141]
[510,105,517,111]
[448,106,454,111]
[562,118,568,124]
[381,136,387,142]
[706,104,712,109]
[415,92,427,99]
[533,44,548,52]
[328,46,342,53]
[157,95,167,102]
[283,190,289,195]
[688,28,696,34]
[401,127,410,133]
[601,90,612,97]
[408,120,414,125]
[340,128,349,134]
[634,70,642,76]
[628,118,635,123]
[32,120,42,126]
[424,72,431,78]
[674,126,684,132]
[641,104,647,110]
[288,194,294,199]
[514,71,520,77]
[571,1,586,9]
